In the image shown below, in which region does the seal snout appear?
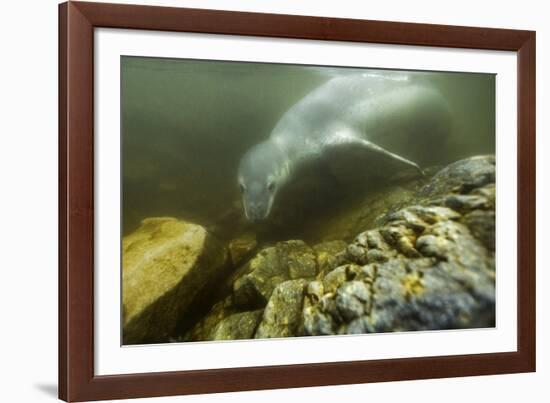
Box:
[245,201,269,223]
[240,179,274,223]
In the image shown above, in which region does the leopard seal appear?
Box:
[238,73,452,222]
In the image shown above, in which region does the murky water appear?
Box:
[121,56,495,240]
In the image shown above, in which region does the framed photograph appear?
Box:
[59,1,536,401]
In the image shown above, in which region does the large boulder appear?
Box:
[122,217,227,344]
[304,209,495,335]
[304,156,496,335]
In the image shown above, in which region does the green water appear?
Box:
[121,56,495,239]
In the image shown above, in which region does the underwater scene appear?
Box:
[121,56,496,345]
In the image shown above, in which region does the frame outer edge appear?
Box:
[58,2,69,401]
[63,2,96,401]
[72,0,532,50]
[517,31,536,371]
[60,1,536,401]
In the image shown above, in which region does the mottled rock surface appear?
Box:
[313,240,348,276]
[232,240,317,309]
[210,310,264,340]
[122,217,227,344]
[228,231,258,267]
[183,240,344,341]
[304,156,496,335]
[255,279,308,339]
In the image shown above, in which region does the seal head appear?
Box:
[238,141,289,222]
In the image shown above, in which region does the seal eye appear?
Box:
[239,183,246,194]
[267,181,275,192]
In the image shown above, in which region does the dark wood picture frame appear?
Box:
[58,1,536,401]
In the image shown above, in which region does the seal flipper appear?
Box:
[321,133,423,187]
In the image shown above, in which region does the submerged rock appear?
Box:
[232,240,317,309]
[183,296,235,341]
[304,156,496,335]
[312,240,347,277]
[462,209,495,251]
[210,309,264,340]
[184,240,336,341]
[255,279,308,339]
[417,155,495,199]
[334,281,370,322]
[299,183,418,243]
[122,217,227,344]
[228,231,258,267]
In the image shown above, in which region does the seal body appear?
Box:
[238,73,452,222]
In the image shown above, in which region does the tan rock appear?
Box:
[122,217,227,344]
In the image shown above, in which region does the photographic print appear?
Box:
[121,56,496,345]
